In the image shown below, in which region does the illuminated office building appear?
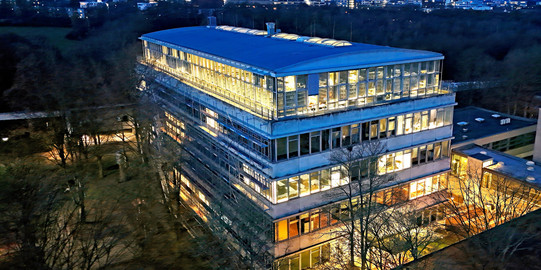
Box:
[139,19,455,269]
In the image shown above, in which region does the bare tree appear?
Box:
[322,141,394,270]
[0,161,131,269]
[370,204,438,270]
[445,162,541,239]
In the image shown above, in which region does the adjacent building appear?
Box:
[452,106,537,159]
[139,20,454,269]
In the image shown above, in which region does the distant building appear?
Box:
[136,1,157,10]
[79,0,107,8]
[452,106,537,159]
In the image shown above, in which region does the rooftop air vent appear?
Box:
[462,135,468,140]
[527,161,535,166]
[527,167,534,172]
[296,36,310,42]
[207,16,216,27]
[462,128,468,132]
[527,176,535,182]
[480,151,487,155]
[266,22,276,36]
[457,121,468,126]
[492,114,501,118]
[475,117,485,123]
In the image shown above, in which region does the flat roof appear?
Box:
[455,144,541,186]
[140,26,443,76]
[452,106,536,145]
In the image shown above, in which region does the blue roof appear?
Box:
[140,26,444,76]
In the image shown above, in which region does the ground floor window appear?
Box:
[274,243,330,270]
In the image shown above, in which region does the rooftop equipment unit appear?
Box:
[207,16,216,27]
[492,114,501,118]
[266,22,276,36]
[475,118,485,123]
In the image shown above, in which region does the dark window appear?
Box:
[427,144,434,162]
[300,133,310,156]
[362,122,370,141]
[332,128,341,149]
[322,130,330,151]
[310,132,320,153]
[351,124,360,144]
[296,75,307,89]
[419,146,427,163]
[277,138,287,160]
[288,136,299,158]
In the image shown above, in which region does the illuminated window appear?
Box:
[321,170,331,190]
[331,167,340,187]
[277,179,287,202]
[300,174,310,197]
[309,172,319,193]
[276,220,288,241]
[289,216,299,237]
[289,177,299,198]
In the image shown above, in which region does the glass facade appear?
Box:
[158,87,271,160]
[274,106,453,161]
[274,172,448,242]
[143,41,448,120]
[165,108,451,206]
[144,41,275,119]
[274,243,331,270]
[276,61,446,117]
[482,132,535,152]
[274,141,451,203]
[164,109,273,206]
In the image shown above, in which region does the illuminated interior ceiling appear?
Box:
[273,33,352,47]
[216,25,266,36]
[216,25,352,47]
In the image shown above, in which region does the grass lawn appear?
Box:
[0,26,78,51]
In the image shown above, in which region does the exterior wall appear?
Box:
[533,108,541,163]
[269,126,452,178]
[452,125,536,158]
